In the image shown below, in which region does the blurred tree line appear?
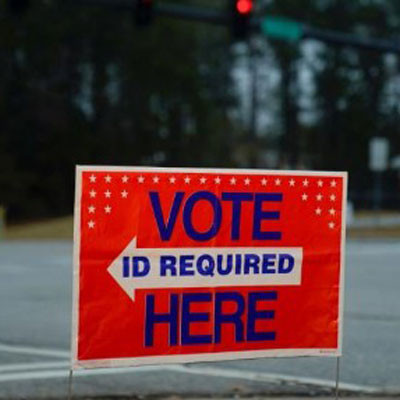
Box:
[1,0,400,221]
[261,0,400,208]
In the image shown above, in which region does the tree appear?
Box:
[0,0,237,221]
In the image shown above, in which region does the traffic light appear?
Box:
[231,0,253,40]
[135,0,153,27]
[6,0,30,16]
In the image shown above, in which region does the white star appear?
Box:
[230,177,237,185]
[89,174,96,183]
[89,190,97,198]
[328,221,335,229]
[244,178,251,186]
[104,190,111,198]
[261,178,267,186]
[184,176,191,184]
[301,193,308,201]
[88,205,95,214]
[329,208,336,216]
[122,175,129,183]
[88,220,95,229]
[303,179,309,187]
[317,179,323,187]
[289,179,295,187]
[121,190,128,198]
[104,205,112,214]
[275,178,281,186]
[330,180,337,187]
[315,208,322,215]
[200,177,207,184]
[330,194,336,201]
[169,176,176,184]
[104,175,112,183]
[316,193,323,201]
[214,176,221,184]
[137,175,145,183]
[153,176,160,183]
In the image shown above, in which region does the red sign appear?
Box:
[72,166,347,369]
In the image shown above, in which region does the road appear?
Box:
[0,239,399,398]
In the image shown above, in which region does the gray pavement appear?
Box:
[0,239,399,398]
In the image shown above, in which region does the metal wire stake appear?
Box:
[68,369,73,400]
[335,357,340,400]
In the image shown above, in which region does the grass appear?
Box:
[347,226,400,238]
[4,216,73,240]
[3,215,400,240]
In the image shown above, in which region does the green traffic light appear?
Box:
[261,16,303,42]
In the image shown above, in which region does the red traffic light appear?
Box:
[236,0,253,15]
[231,0,254,39]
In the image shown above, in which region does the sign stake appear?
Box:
[335,357,340,400]
[67,369,74,400]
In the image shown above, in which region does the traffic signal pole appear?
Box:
[260,16,400,54]
[156,3,228,25]
[302,24,400,54]
[62,0,400,54]
[66,0,229,24]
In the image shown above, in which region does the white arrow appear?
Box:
[108,237,303,301]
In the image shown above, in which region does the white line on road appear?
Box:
[0,361,388,394]
[0,364,166,383]
[0,343,69,358]
[0,361,69,373]
[0,343,393,394]
[348,245,400,257]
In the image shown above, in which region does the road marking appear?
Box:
[0,361,388,394]
[0,364,166,383]
[0,361,69,373]
[0,344,393,394]
[0,343,69,358]
[348,244,400,257]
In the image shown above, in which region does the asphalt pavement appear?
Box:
[0,239,399,398]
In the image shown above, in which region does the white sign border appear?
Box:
[71,165,347,370]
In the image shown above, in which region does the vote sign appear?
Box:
[72,166,347,369]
